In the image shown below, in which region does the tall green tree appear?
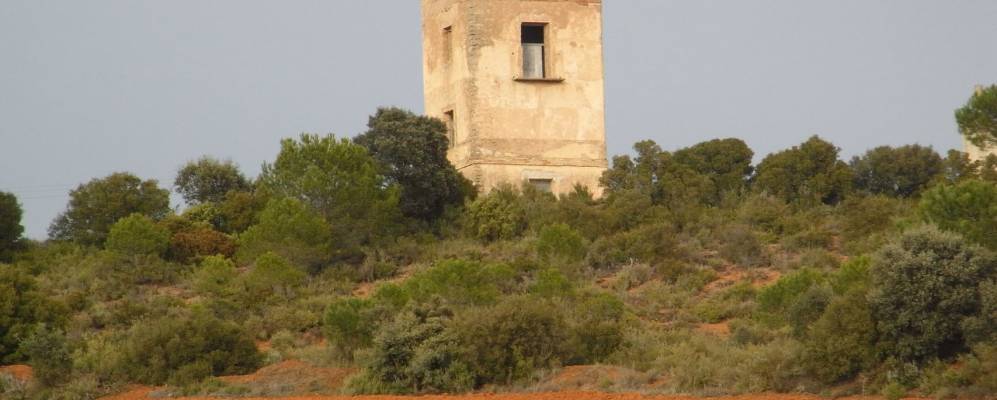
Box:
[236,197,333,270]
[354,107,473,222]
[49,172,171,246]
[956,85,997,148]
[753,136,853,205]
[0,192,23,259]
[850,144,943,197]
[257,134,401,246]
[600,140,712,210]
[919,179,997,250]
[673,138,754,203]
[174,156,251,205]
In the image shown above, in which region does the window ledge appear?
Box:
[514,76,565,83]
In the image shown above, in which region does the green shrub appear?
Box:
[190,255,239,298]
[587,222,681,269]
[453,296,569,385]
[464,186,527,242]
[829,256,871,295]
[0,265,67,362]
[324,298,377,360]
[870,225,996,362]
[756,268,824,322]
[737,193,790,233]
[351,301,473,394]
[694,282,756,323]
[536,223,586,262]
[716,224,768,267]
[238,252,306,306]
[116,311,262,385]
[565,292,626,363]
[20,325,71,386]
[167,226,236,264]
[786,284,832,337]
[105,214,170,257]
[402,259,515,307]
[802,292,877,384]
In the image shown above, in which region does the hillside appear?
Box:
[3,107,997,399]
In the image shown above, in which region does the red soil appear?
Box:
[0,364,33,381]
[102,392,920,400]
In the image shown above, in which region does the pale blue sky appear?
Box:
[2,1,996,238]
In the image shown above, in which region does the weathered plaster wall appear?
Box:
[422,0,608,196]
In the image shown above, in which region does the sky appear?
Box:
[2,1,996,239]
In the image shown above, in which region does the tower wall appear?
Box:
[422,0,608,196]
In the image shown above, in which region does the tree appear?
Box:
[236,197,333,270]
[105,213,171,257]
[599,140,712,211]
[753,136,853,205]
[919,180,997,250]
[174,156,251,205]
[0,192,23,259]
[239,252,306,305]
[49,172,171,246]
[851,144,943,197]
[937,149,980,185]
[673,138,755,203]
[257,134,401,246]
[354,107,473,222]
[956,85,997,148]
[869,225,997,362]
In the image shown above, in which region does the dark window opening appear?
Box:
[529,178,553,193]
[521,24,546,79]
[443,26,453,64]
[444,110,455,148]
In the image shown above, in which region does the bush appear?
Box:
[236,198,332,271]
[565,292,626,363]
[167,226,236,264]
[464,186,527,242]
[536,223,586,263]
[802,293,877,383]
[0,265,67,362]
[402,260,515,307]
[919,179,997,250]
[190,255,239,298]
[105,214,170,257]
[716,224,768,267]
[786,284,832,337]
[20,325,71,386]
[351,301,473,394]
[869,225,997,362]
[238,252,306,306]
[324,298,377,360]
[757,268,824,321]
[116,311,262,385]
[587,222,681,269]
[453,296,569,385]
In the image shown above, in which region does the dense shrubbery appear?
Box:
[10,101,997,398]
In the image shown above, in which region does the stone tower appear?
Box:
[964,85,996,162]
[421,0,608,196]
